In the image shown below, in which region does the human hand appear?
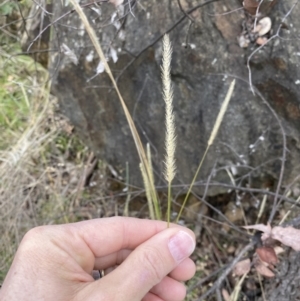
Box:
[0,217,196,301]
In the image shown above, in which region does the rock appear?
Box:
[48,0,300,195]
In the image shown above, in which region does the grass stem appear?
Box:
[176,80,235,223]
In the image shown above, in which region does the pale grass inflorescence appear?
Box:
[161,34,176,184]
[176,79,236,222]
[161,34,177,226]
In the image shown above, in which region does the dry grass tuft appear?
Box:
[0,33,96,281]
[0,81,102,282]
[0,83,56,280]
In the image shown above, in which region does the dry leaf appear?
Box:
[244,224,300,252]
[256,246,278,265]
[243,0,259,15]
[243,223,271,234]
[256,37,268,45]
[272,226,300,251]
[274,246,285,255]
[254,257,275,278]
[243,223,272,241]
[257,17,272,36]
[233,258,251,276]
[255,263,275,278]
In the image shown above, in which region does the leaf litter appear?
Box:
[234,224,300,279]
[244,224,300,251]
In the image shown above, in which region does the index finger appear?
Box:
[71,217,189,258]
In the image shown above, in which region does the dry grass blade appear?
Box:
[229,272,248,301]
[140,162,155,220]
[68,0,161,220]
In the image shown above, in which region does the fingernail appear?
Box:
[168,231,195,263]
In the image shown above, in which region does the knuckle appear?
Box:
[23,225,47,241]
[21,226,56,250]
[19,226,50,254]
[139,246,166,282]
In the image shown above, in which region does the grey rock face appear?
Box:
[49,0,300,194]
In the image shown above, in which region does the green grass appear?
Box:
[0,1,18,16]
[0,0,47,147]
[0,41,48,148]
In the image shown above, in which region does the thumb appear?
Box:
[91,227,195,301]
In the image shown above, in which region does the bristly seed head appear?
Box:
[161,34,176,183]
